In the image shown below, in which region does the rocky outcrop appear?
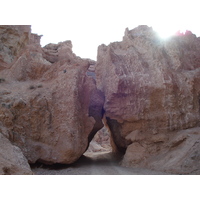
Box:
[0,25,31,70]
[1,25,200,174]
[0,133,32,175]
[42,41,75,64]
[0,25,104,168]
[95,25,200,174]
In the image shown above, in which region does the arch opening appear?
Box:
[84,126,112,156]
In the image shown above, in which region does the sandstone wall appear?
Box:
[95,26,200,174]
[0,25,104,170]
[1,25,200,174]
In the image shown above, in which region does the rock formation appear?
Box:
[0,25,104,173]
[85,127,112,153]
[0,25,200,174]
[95,25,200,174]
[0,25,30,70]
[0,133,32,175]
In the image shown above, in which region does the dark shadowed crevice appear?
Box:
[87,121,104,145]
[84,89,105,152]
[106,117,128,153]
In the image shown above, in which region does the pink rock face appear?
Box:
[0,25,31,70]
[1,25,200,174]
[0,133,33,175]
[0,25,104,165]
[95,25,200,174]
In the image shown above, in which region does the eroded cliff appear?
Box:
[0,25,200,174]
[0,25,104,174]
[95,25,200,174]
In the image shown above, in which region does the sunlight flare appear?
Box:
[153,25,187,39]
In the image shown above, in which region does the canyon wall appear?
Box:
[0,25,200,174]
[95,26,200,174]
[0,25,104,173]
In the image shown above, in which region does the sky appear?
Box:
[1,0,200,60]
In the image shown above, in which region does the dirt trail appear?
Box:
[31,151,169,175]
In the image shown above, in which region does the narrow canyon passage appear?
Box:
[31,127,169,175]
[31,151,169,175]
[2,25,200,175]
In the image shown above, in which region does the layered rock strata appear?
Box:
[95,26,200,174]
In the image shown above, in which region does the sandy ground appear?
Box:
[31,151,170,175]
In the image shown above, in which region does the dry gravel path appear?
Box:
[31,151,169,175]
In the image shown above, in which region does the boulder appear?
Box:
[0,133,33,175]
[95,25,200,174]
[0,25,104,165]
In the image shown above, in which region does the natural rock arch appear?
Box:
[1,25,200,174]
